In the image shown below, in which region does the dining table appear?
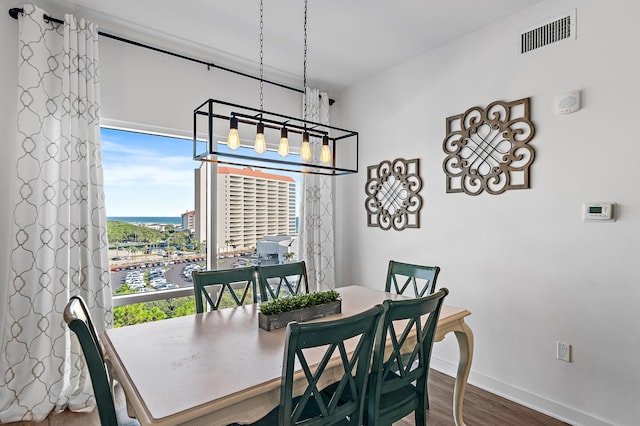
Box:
[102,285,474,426]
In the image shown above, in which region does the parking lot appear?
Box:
[111,258,206,292]
[109,254,274,293]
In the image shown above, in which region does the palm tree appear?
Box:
[283,251,295,263]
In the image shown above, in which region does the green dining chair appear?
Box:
[256,261,309,302]
[366,288,449,426]
[385,260,441,298]
[192,267,259,313]
[63,296,140,426]
[385,260,442,412]
[248,304,385,426]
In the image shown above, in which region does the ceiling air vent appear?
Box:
[519,9,576,54]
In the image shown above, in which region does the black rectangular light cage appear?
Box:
[193,99,358,175]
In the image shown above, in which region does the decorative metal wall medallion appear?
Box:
[442,97,535,195]
[365,158,422,231]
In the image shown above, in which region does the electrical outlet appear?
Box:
[557,341,571,362]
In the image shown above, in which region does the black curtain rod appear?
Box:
[8,7,334,105]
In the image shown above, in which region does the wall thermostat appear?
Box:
[583,202,615,222]
[554,90,581,115]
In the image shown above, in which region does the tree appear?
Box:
[107,220,163,245]
[173,299,197,317]
[113,303,167,327]
[115,283,136,295]
[169,230,190,250]
[112,292,196,327]
[283,251,295,263]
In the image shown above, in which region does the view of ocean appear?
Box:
[107,216,181,226]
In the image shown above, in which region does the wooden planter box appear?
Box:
[258,300,342,331]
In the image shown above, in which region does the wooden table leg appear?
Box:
[452,321,474,426]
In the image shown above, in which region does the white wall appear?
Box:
[99,36,301,137]
[335,1,639,425]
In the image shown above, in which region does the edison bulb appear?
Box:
[227,116,240,150]
[227,128,240,150]
[278,127,289,157]
[254,122,266,154]
[320,143,331,163]
[254,133,266,154]
[301,132,312,161]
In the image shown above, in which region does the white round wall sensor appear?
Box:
[554,90,581,115]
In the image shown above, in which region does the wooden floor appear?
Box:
[2,369,568,426]
[417,370,568,426]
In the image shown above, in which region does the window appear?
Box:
[101,128,300,326]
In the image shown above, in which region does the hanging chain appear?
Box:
[303,0,308,119]
[259,0,264,111]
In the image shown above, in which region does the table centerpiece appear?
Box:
[258,289,341,331]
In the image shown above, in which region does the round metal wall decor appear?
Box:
[442,97,535,195]
[364,158,422,231]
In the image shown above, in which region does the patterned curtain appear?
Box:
[299,88,335,291]
[0,5,111,422]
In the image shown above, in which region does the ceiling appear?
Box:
[28,0,542,93]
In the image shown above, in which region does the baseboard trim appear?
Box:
[430,357,613,426]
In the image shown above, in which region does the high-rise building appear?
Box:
[194,165,296,251]
[181,210,195,231]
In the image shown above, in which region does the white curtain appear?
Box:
[299,88,335,291]
[0,4,111,422]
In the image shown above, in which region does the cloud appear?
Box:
[101,131,196,216]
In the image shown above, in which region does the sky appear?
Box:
[101,128,301,217]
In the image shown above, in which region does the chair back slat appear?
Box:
[257,261,309,301]
[385,260,441,297]
[192,267,259,313]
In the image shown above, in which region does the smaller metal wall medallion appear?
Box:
[442,97,535,195]
[365,158,422,231]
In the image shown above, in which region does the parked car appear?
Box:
[150,279,168,288]
[155,283,179,290]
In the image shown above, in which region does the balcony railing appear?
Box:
[112,286,194,307]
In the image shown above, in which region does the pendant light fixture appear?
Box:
[301,0,311,163]
[194,0,358,175]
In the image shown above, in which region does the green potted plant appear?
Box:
[258,289,341,331]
